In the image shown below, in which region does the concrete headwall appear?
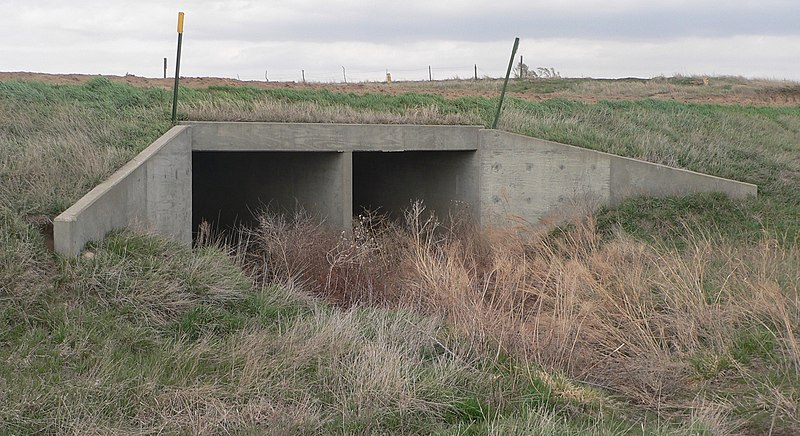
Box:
[54,122,758,256]
[478,130,757,225]
[54,126,192,256]
[185,122,481,152]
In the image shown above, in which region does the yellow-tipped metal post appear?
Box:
[171,12,185,124]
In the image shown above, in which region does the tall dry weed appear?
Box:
[241,205,800,421]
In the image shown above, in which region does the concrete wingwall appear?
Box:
[54,126,192,256]
[478,130,757,225]
[53,122,757,256]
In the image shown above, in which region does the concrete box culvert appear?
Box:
[54,122,757,256]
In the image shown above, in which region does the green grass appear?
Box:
[2,77,800,433]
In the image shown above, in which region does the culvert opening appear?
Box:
[352,150,479,220]
[192,151,346,238]
[191,149,480,243]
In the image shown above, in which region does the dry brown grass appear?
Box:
[0,208,50,304]
[0,108,132,215]
[184,98,481,125]
[238,204,800,429]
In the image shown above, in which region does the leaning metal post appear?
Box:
[492,37,520,129]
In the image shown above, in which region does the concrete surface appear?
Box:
[54,122,758,256]
[608,154,758,205]
[478,130,757,225]
[185,122,481,152]
[54,125,191,256]
[479,130,611,225]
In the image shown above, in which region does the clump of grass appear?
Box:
[0,207,49,305]
[4,225,652,434]
[58,229,251,327]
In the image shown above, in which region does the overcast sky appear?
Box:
[1,0,798,82]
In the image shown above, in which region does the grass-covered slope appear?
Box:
[1,77,799,434]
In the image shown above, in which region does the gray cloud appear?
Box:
[197,1,800,41]
[0,0,798,80]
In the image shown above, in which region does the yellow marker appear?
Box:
[177,12,185,33]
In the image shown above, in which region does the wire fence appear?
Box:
[250,64,506,83]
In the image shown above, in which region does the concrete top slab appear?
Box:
[182,122,482,152]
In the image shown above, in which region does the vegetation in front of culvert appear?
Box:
[236,204,800,435]
[4,227,688,434]
[2,77,800,433]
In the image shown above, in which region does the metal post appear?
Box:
[342,66,347,83]
[429,65,432,81]
[163,58,167,79]
[171,12,184,124]
[474,64,477,80]
[302,69,305,83]
[492,37,519,130]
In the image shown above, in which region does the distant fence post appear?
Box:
[474,64,477,80]
[302,69,305,83]
[163,58,167,79]
[429,65,432,81]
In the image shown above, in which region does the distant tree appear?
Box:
[536,67,561,79]
[514,62,532,79]
[515,64,561,79]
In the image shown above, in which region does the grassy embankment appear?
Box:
[1,77,799,434]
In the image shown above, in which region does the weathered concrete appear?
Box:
[54,126,192,256]
[479,130,611,225]
[54,122,758,256]
[608,154,757,205]
[185,122,481,152]
[478,130,757,224]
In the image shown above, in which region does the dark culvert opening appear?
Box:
[192,151,345,239]
[352,150,479,220]
[191,149,480,242]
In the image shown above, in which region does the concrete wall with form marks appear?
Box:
[54,122,757,256]
[54,126,191,256]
